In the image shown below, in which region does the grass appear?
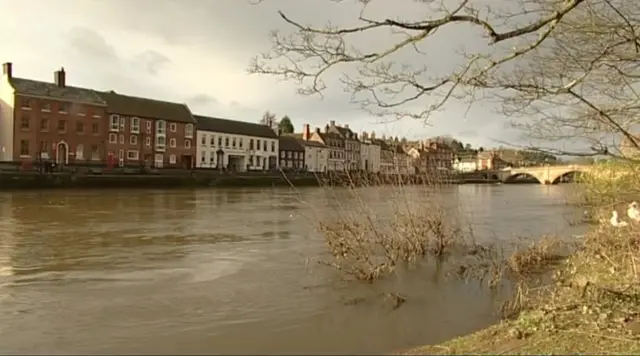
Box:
[401,160,640,355]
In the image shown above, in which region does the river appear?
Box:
[0,184,585,354]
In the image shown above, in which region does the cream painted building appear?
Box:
[302,140,329,173]
[0,63,14,161]
[195,115,279,171]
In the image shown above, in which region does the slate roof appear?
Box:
[278,135,305,151]
[10,78,106,106]
[98,91,195,123]
[283,133,328,148]
[195,115,278,139]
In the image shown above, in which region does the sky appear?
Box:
[0,0,531,148]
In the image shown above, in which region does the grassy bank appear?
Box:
[403,161,640,355]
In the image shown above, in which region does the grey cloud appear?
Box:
[188,94,219,107]
[67,27,117,60]
[458,130,478,138]
[132,50,172,76]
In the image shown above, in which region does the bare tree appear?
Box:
[248,0,640,159]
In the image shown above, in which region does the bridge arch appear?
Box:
[502,172,544,184]
[549,169,589,184]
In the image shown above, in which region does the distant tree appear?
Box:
[278,115,294,134]
[260,111,277,129]
[465,143,472,150]
[478,147,485,152]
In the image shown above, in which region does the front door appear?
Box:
[56,143,67,165]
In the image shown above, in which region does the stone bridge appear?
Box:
[492,165,591,184]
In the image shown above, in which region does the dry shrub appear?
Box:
[316,172,471,281]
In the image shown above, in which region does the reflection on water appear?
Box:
[0,185,585,354]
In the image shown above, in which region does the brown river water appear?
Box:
[0,185,585,354]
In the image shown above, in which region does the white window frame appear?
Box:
[109,133,117,143]
[130,117,140,133]
[201,135,206,145]
[169,154,177,164]
[169,123,177,132]
[130,135,137,145]
[155,136,166,151]
[75,144,84,160]
[185,140,191,149]
[156,120,166,135]
[169,138,176,148]
[146,120,152,134]
[145,137,151,148]
[185,123,194,138]
[127,150,139,160]
[119,117,125,131]
[119,134,125,144]
[109,115,119,132]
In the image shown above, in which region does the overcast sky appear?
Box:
[0,0,530,148]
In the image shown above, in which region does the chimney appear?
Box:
[325,124,329,133]
[330,120,336,127]
[370,131,376,139]
[54,67,66,87]
[315,127,321,134]
[303,124,311,141]
[344,124,349,129]
[2,62,12,78]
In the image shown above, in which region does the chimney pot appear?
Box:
[54,67,66,87]
[325,124,329,133]
[303,124,311,141]
[2,62,12,78]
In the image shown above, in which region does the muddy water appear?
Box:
[0,185,584,354]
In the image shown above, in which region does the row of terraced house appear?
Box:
[0,62,454,174]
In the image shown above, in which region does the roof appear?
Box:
[283,133,328,148]
[329,125,359,141]
[10,78,106,106]
[195,115,278,139]
[97,91,195,123]
[278,136,305,151]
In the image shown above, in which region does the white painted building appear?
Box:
[359,132,381,173]
[195,115,279,171]
[0,63,14,161]
[453,157,478,172]
[302,140,329,173]
[299,124,345,172]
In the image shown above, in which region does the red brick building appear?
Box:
[2,63,108,165]
[97,91,196,169]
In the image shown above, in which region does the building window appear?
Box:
[75,144,84,160]
[249,139,254,150]
[185,140,191,149]
[57,120,66,132]
[154,153,164,168]
[156,136,166,150]
[91,109,102,118]
[201,135,206,146]
[145,137,151,148]
[287,151,292,158]
[40,117,49,131]
[77,107,85,116]
[169,154,176,164]
[20,114,29,130]
[210,136,215,146]
[20,98,31,110]
[218,137,222,146]
[146,120,152,134]
[131,117,140,133]
[201,152,206,162]
[232,138,236,148]
[91,145,100,160]
[225,137,229,147]
[19,140,29,156]
[185,124,194,138]
[127,150,139,160]
[92,122,99,134]
[280,151,285,158]
[271,141,275,152]
[170,123,177,132]
[76,121,84,134]
[109,133,117,143]
[169,138,176,148]
[41,102,51,112]
[119,117,125,131]
[257,140,261,151]
[109,115,119,131]
[156,120,166,135]
[39,141,48,156]
[239,139,243,149]
[119,134,124,144]
[58,102,69,113]
[130,135,137,145]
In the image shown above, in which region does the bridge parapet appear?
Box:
[497,164,590,184]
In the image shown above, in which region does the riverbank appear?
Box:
[0,171,504,190]
[403,226,640,354]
